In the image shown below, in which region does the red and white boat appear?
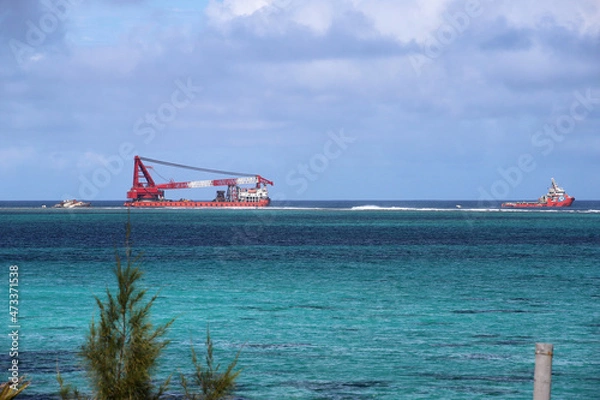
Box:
[501,178,574,208]
[124,156,273,208]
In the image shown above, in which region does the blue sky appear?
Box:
[1,0,599,201]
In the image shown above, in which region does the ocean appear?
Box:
[1,200,599,399]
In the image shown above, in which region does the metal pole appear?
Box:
[533,343,553,400]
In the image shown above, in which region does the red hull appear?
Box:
[501,196,574,208]
[125,199,271,208]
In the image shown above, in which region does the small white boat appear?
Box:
[53,199,91,208]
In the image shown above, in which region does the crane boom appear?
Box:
[125,156,273,207]
[187,176,260,188]
[155,176,273,190]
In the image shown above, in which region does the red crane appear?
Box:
[125,156,273,207]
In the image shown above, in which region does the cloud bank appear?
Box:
[0,0,598,200]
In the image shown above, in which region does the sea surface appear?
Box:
[0,200,599,399]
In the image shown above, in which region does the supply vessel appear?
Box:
[124,156,273,208]
[501,178,574,208]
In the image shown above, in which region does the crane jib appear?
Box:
[187,177,259,188]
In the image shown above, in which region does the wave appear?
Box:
[351,205,411,211]
[350,205,496,212]
[348,205,600,214]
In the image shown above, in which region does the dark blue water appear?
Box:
[1,201,599,399]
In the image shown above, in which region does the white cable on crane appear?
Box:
[139,156,255,177]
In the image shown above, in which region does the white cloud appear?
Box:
[205,0,451,40]
[289,1,335,35]
[206,0,271,25]
[353,0,451,43]
[491,0,600,36]
[204,0,600,42]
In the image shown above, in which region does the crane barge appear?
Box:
[124,156,273,208]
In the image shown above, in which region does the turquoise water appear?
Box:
[1,202,599,399]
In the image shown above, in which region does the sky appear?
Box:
[1,0,599,201]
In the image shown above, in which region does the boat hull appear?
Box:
[501,196,574,208]
[124,199,271,208]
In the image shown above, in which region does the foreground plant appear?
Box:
[180,328,241,400]
[59,220,173,399]
[58,218,243,399]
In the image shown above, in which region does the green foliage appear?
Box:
[59,219,173,400]
[57,370,82,400]
[58,217,243,399]
[0,378,29,399]
[180,328,241,400]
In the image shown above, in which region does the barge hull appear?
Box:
[125,199,271,208]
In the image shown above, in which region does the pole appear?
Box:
[533,343,553,400]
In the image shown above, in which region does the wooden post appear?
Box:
[533,343,553,400]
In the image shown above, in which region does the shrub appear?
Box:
[180,328,241,400]
[59,220,173,399]
[59,218,242,400]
